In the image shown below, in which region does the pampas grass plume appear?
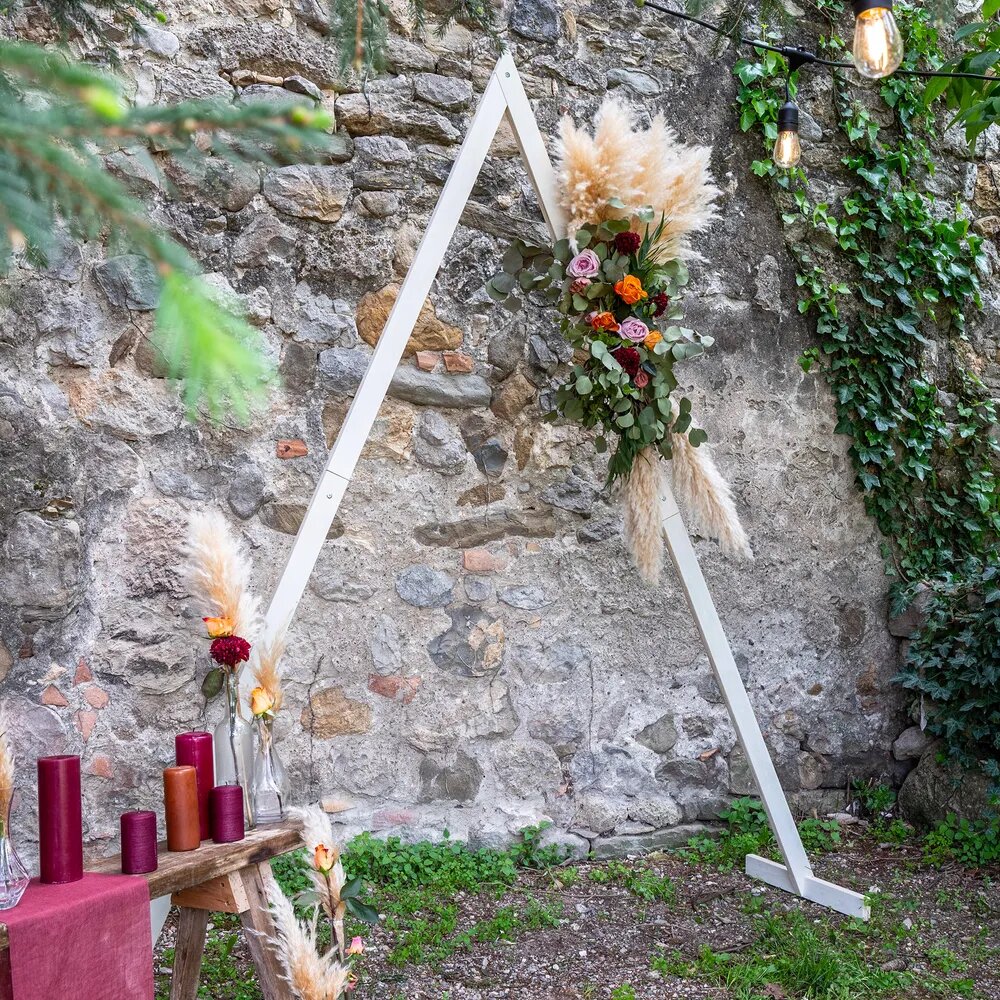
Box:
[185,510,261,639]
[268,888,350,1000]
[557,97,719,259]
[622,447,665,585]
[670,435,753,560]
[0,719,14,825]
[253,630,286,712]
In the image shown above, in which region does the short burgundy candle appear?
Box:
[38,754,84,884]
[209,785,245,844]
[120,810,158,874]
[175,731,214,841]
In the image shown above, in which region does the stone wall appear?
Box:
[2,0,990,859]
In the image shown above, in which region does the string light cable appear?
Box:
[636,0,999,163]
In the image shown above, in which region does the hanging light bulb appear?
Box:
[773,100,801,169]
[852,0,904,79]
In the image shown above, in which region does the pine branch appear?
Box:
[0,39,333,420]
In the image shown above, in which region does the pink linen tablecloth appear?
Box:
[0,873,153,1000]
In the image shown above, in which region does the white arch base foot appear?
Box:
[747,855,869,919]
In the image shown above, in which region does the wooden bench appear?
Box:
[0,820,304,1000]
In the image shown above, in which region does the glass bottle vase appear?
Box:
[0,803,30,910]
[213,668,255,828]
[252,718,289,825]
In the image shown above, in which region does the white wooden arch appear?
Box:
[262,53,869,920]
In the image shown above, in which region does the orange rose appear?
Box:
[314,843,337,873]
[614,275,648,305]
[590,311,620,332]
[643,330,663,350]
[250,686,275,718]
[204,615,234,638]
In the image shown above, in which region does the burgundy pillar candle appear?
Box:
[163,765,201,852]
[38,754,84,884]
[175,731,214,841]
[209,785,245,844]
[120,810,158,874]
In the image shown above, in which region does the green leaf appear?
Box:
[575,375,593,394]
[345,898,380,925]
[201,667,225,700]
[502,247,523,274]
[491,272,516,295]
[688,428,708,447]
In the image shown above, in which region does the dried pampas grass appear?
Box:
[621,430,752,585]
[558,98,719,258]
[670,434,753,562]
[253,629,286,712]
[290,804,347,958]
[268,889,350,1000]
[623,448,665,586]
[0,718,14,826]
[185,510,261,639]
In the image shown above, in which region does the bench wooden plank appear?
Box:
[0,819,303,952]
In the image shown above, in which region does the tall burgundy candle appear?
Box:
[209,785,245,844]
[175,731,214,841]
[120,810,158,874]
[38,754,83,884]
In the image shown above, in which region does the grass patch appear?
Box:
[588,859,677,905]
[651,906,975,1000]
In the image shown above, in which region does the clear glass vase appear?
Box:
[0,803,30,910]
[252,718,288,825]
[213,668,255,828]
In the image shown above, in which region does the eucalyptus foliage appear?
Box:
[734,2,1000,783]
[488,209,710,484]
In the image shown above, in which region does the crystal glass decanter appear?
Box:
[0,801,29,910]
[251,718,289,825]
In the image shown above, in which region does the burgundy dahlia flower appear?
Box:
[652,292,670,317]
[614,231,642,255]
[210,635,252,668]
[611,346,641,378]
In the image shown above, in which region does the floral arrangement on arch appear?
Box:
[488,98,752,582]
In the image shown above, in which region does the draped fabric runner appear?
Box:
[0,873,153,1000]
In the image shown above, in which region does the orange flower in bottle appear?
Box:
[614,274,648,305]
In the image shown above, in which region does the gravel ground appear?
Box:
[155,839,1000,1000]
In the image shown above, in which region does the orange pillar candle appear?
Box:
[163,765,200,852]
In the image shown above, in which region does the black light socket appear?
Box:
[852,0,891,14]
[777,101,799,133]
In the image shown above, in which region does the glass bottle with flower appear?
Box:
[205,616,256,828]
[0,731,29,910]
[249,684,288,824]
[248,633,288,824]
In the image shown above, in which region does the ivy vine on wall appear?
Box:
[733,1,1000,785]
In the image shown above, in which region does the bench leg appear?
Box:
[170,907,209,1000]
[238,862,289,1000]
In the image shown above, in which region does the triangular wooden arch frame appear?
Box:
[262,53,868,920]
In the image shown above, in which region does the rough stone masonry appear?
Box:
[1,0,997,861]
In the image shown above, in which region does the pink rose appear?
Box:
[567,249,600,278]
[634,371,650,388]
[619,317,649,343]
[570,277,591,295]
